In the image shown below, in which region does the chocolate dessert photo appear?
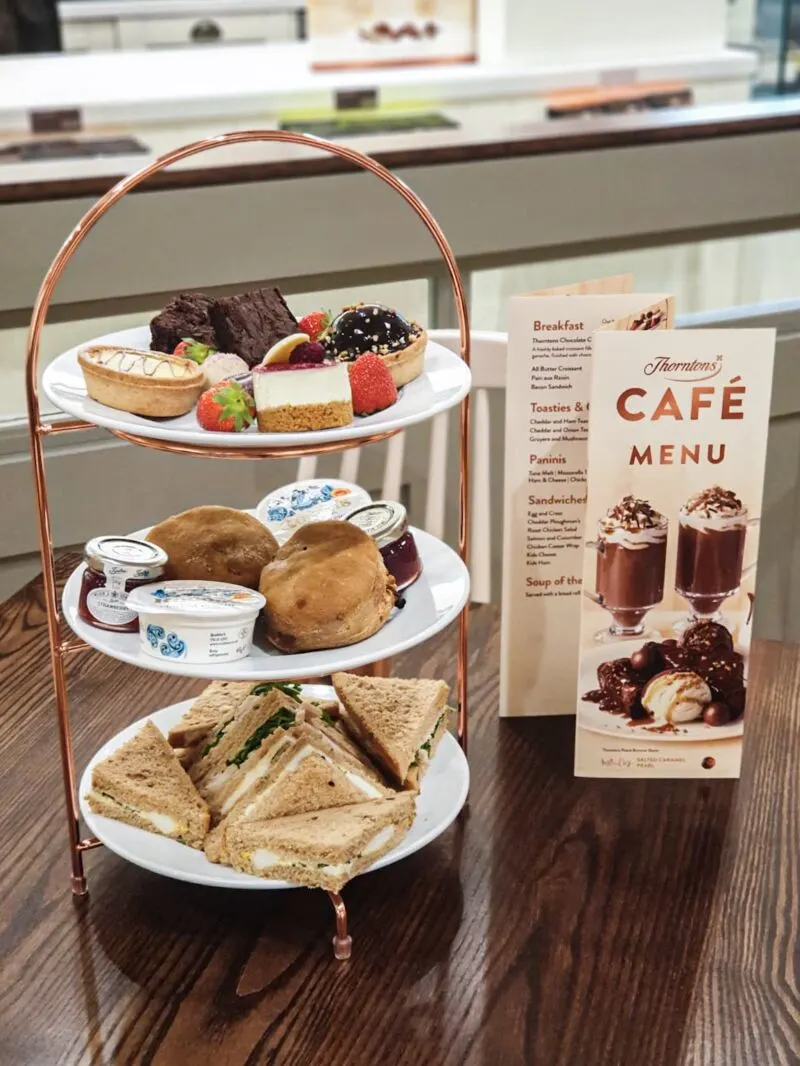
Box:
[578,619,747,741]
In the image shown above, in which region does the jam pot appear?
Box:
[78,536,168,632]
[346,501,422,591]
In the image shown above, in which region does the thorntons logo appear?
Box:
[644,353,723,382]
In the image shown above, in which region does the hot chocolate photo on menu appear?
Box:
[675,486,754,623]
[586,495,668,642]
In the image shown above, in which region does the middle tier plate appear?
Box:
[62,527,469,680]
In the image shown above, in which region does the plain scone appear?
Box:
[148,506,279,588]
[259,521,396,651]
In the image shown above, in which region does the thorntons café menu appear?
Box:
[575,326,775,778]
[499,277,673,718]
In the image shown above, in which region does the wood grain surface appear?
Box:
[0,558,796,1066]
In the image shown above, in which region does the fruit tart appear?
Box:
[78,345,205,417]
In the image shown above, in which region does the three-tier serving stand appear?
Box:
[25,132,471,960]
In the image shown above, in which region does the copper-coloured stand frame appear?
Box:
[24,130,471,961]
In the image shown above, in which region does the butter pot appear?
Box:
[126,580,265,664]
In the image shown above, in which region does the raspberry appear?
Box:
[289,341,327,365]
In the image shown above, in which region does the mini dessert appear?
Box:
[150,293,216,354]
[200,352,250,388]
[325,303,426,388]
[584,619,746,728]
[348,353,398,415]
[196,380,255,432]
[78,346,205,418]
[211,287,298,368]
[256,479,372,544]
[253,361,353,433]
[147,506,278,589]
[346,501,421,591]
[641,671,711,725]
[78,536,168,633]
[259,521,396,652]
[127,581,265,665]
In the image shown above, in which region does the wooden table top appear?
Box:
[0,562,797,1065]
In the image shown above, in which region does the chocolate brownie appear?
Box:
[211,287,297,368]
[150,292,216,353]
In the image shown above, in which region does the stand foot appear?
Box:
[328,892,351,960]
[71,874,88,897]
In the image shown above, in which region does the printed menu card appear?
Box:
[574,327,775,777]
[499,278,673,718]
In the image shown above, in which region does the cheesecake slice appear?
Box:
[253,361,353,433]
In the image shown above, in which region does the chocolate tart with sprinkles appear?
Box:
[325,303,427,388]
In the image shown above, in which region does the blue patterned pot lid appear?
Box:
[127,579,264,618]
[255,479,372,543]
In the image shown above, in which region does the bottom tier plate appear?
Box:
[79,685,469,890]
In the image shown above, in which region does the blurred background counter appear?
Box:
[0,0,799,642]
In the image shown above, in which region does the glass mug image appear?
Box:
[585,497,668,642]
[675,488,758,623]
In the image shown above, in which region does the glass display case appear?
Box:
[733,0,800,93]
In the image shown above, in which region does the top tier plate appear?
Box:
[42,327,471,450]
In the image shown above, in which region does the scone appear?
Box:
[148,506,278,589]
[259,521,396,651]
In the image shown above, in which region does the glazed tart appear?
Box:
[253,361,353,433]
[78,345,205,418]
[325,303,427,388]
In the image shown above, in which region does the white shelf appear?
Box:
[63,526,470,680]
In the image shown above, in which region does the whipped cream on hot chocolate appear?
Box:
[680,486,746,530]
[600,496,667,546]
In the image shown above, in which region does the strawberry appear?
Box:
[196,380,255,432]
[296,310,331,343]
[348,353,398,416]
[174,337,217,364]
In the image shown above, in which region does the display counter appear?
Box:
[0,96,797,330]
[0,39,754,133]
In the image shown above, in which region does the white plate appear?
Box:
[42,326,471,449]
[63,526,469,680]
[577,638,746,743]
[78,687,469,890]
